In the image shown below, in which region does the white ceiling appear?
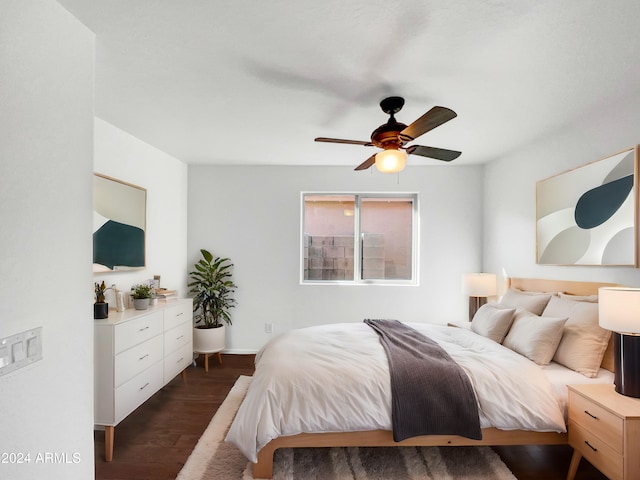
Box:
[57,0,640,168]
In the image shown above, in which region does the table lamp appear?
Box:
[598,287,640,398]
[462,273,497,321]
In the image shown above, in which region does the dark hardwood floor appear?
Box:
[94,354,607,480]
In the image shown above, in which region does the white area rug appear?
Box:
[176,375,517,479]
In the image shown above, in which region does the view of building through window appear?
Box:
[302,194,416,283]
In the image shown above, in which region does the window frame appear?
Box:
[300,192,420,286]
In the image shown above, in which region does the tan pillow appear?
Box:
[558,292,598,303]
[502,310,567,365]
[543,296,610,377]
[470,303,516,343]
[500,289,553,316]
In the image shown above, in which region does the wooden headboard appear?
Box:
[507,277,622,373]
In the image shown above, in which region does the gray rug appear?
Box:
[176,376,517,480]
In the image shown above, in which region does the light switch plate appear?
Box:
[0,327,42,377]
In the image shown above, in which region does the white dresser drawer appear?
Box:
[164,342,193,383]
[164,321,192,354]
[164,302,192,331]
[114,312,163,353]
[114,334,164,387]
[114,362,164,423]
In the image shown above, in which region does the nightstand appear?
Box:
[566,384,640,480]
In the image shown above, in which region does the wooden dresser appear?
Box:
[567,383,640,480]
[94,299,193,461]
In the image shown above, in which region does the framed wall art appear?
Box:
[93,173,147,272]
[536,146,639,266]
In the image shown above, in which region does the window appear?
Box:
[302,193,418,284]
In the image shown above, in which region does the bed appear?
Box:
[226,278,619,479]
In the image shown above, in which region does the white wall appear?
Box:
[0,2,95,479]
[484,91,640,288]
[188,165,484,352]
[93,118,189,300]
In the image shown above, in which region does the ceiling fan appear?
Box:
[315,96,461,173]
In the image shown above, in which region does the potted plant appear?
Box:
[188,249,237,356]
[94,281,109,319]
[131,283,153,310]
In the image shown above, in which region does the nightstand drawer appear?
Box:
[569,419,623,480]
[569,391,623,452]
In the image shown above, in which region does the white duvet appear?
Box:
[225,322,567,463]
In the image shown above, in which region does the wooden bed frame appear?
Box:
[251,278,620,478]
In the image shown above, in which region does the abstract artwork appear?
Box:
[536,146,638,266]
[93,174,146,272]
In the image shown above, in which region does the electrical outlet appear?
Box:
[265,323,273,334]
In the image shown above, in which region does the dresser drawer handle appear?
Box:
[176,335,184,340]
[584,410,598,420]
[139,326,150,332]
[177,357,184,363]
[138,354,149,361]
[584,440,597,452]
[139,382,150,391]
[176,312,183,317]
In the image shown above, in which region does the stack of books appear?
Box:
[155,288,178,301]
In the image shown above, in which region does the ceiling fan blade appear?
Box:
[354,154,377,171]
[315,137,373,146]
[406,145,461,162]
[399,106,457,143]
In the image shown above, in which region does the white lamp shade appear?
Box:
[462,273,497,297]
[375,149,407,173]
[599,287,640,334]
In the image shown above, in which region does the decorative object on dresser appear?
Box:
[536,145,639,266]
[189,249,237,372]
[94,298,193,461]
[567,384,640,480]
[462,272,497,321]
[598,287,640,398]
[131,283,153,310]
[94,280,109,319]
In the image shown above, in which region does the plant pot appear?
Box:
[94,302,109,319]
[133,298,150,310]
[193,324,226,353]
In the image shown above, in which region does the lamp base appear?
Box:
[468,296,487,322]
[613,332,640,398]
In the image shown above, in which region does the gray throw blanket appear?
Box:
[364,319,482,442]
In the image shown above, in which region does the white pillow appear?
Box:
[500,289,553,316]
[558,292,598,303]
[502,310,567,365]
[470,303,516,343]
[543,296,610,377]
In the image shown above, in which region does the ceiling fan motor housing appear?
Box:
[371,120,407,150]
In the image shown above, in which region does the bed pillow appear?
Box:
[543,295,610,377]
[470,303,516,343]
[500,288,553,316]
[558,292,598,302]
[502,310,567,365]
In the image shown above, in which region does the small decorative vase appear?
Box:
[133,298,150,310]
[94,302,109,319]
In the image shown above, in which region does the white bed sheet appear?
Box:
[226,322,578,462]
[542,361,614,421]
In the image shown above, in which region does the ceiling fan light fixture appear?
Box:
[375,149,407,173]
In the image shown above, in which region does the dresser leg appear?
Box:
[105,426,114,462]
[566,449,581,480]
[181,368,188,383]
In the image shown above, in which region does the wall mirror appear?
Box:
[93,173,146,272]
